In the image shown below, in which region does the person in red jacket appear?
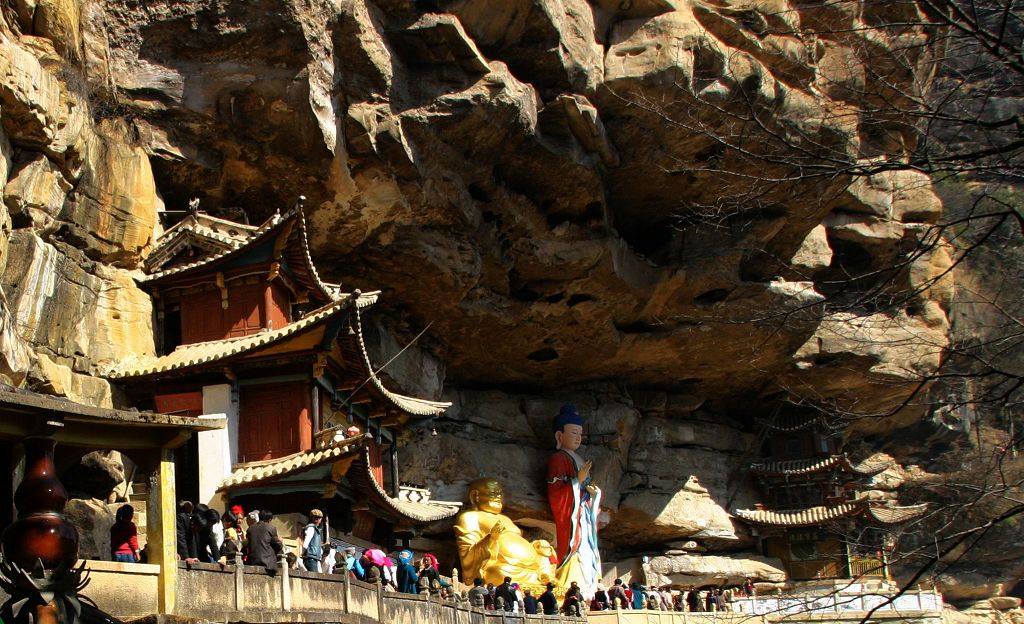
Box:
[110,504,140,563]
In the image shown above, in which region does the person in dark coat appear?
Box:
[495,577,516,612]
[246,510,283,569]
[539,582,558,615]
[686,588,701,612]
[417,557,448,595]
[524,589,539,614]
[175,501,195,560]
[562,581,582,616]
[191,504,218,563]
[467,578,489,608]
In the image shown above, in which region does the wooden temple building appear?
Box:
[102,206,461,548]
[735,415,927,582]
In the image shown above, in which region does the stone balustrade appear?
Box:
[40,558,943,624]
[70,555,586,623]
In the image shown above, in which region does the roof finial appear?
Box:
[295,195,306,212]
[189,197,200,214]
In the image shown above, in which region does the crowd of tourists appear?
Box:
[108,501,759,616]
[586,577,758,612]
[164,501,458,598]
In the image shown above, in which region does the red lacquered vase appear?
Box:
[1,436,79,571]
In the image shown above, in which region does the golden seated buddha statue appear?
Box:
[454,478,557,588]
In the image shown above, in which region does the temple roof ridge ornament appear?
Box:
[140,206,340,303]
[145,210,260,273]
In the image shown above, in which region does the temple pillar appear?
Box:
[199,384,236,508]
[148,447,178,615]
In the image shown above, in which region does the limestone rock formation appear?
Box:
[0,0,1008,601]
[645,552,788,588]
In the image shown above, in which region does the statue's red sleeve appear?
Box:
[547,450,578,565]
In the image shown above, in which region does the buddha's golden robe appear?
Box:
[454,509,557,587]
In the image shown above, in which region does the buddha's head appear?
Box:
[468,477,505,514]
[553,404,585,451]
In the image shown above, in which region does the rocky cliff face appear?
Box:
[0,0,1006,602]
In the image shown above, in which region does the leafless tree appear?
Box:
[609,0,1024,604]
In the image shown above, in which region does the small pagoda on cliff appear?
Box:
[735,414,927,583]
[104,202,460,547]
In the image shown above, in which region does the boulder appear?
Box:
[645,552,787,588]
[935,571,1008,604]
[65,497,115,560]
[29,352,117,407]
[789,225,832,273]
[0,126,11,273]
[32,0,84,62]
[62,450,126,500]
[985,598,1024,611]
[444,0,604,96]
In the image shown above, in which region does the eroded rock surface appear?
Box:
[0,0,1003,599]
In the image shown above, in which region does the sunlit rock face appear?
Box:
[0,0,972,589]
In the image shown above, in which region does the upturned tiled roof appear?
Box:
[735,501,928,527]
[103,293,377,379]
[144,212,282,281]
[141,209,340,302]
[865,503,929,524]
[218,437,462,524]
[349,305,451,417]
[734,503,864,527]
[217,435,366,490]
[751,454,893,477]
[349,447,462,523]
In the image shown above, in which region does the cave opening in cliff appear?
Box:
[818,237,879,302]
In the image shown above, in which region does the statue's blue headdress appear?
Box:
[552,404,585,432]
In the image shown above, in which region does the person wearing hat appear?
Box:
[301,509,325,572]
[396,549,419,594]
[343,546,365,579]
[547,404,602,596]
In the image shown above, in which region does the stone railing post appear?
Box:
[376,575,384,621]
[343,567,351,614]
[279,552,291,611]
[234,552,245,611]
